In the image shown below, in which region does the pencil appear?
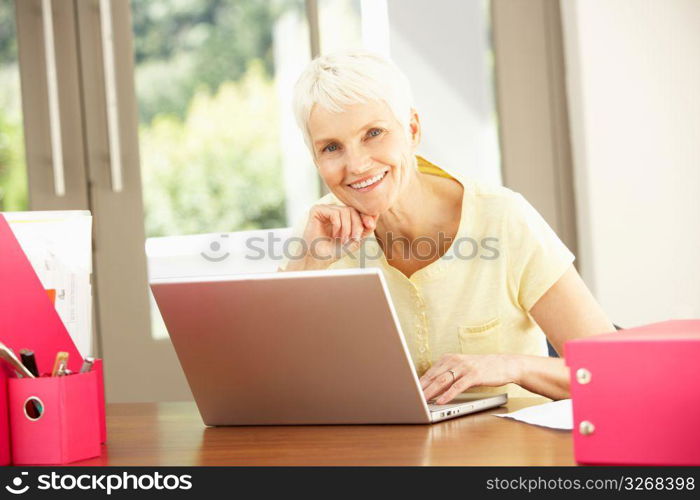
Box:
[51,351,69,377]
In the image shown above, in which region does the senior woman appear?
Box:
[278,50,615,404]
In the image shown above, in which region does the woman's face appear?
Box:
[307,100,419,216]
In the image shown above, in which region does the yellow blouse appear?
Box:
[280,156,575,397]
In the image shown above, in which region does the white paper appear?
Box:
[2,210,93,357]
[493,399,573,430]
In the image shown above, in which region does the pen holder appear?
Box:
[8,370,101,465]
[0,376,9,465]
[93,358,107,444]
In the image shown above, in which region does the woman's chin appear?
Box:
[337,196,384,216]
[346,187,394,216]
[352,199,389,217]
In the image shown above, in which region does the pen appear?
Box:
[51,351,69,377]
[0,341,36,379]
[79,357,95,373]
[19,349,40,377]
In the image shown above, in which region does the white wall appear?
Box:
[387,0,501,184]
[562,0,700,327]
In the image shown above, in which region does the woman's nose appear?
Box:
[346,149,371,175]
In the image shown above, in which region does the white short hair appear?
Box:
[293,50,414,153]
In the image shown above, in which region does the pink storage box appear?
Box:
[565,319,700,465]
[8,370,101,465]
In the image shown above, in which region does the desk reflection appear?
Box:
[194,397,573,466]
[75,398,574,466]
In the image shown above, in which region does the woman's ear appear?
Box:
[408,108,421,149]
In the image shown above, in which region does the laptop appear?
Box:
[150,267,507,425]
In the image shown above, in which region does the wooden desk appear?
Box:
[75,397,575,466]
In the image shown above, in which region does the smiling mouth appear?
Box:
[348,169,389,190]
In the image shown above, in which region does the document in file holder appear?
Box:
[1,211,93,357]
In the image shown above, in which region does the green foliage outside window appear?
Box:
[140,61,285,237]
[0,0,27,212]
[0,0,295,232]
[134,0,297,237]
[0,92,27,212]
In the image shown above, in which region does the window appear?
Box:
[0,1,28,212]
[130,0,316,340]
[132,0,315,238]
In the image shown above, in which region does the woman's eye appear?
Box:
[321,131,381,153]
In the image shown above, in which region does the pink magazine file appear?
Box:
[0,214,106,463]
[8,371,100,465]
[565,319,700,466]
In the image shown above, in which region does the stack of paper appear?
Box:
[2,211,93,357]
[493,399,573,430]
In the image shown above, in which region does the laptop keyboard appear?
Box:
[428,402,470,412]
